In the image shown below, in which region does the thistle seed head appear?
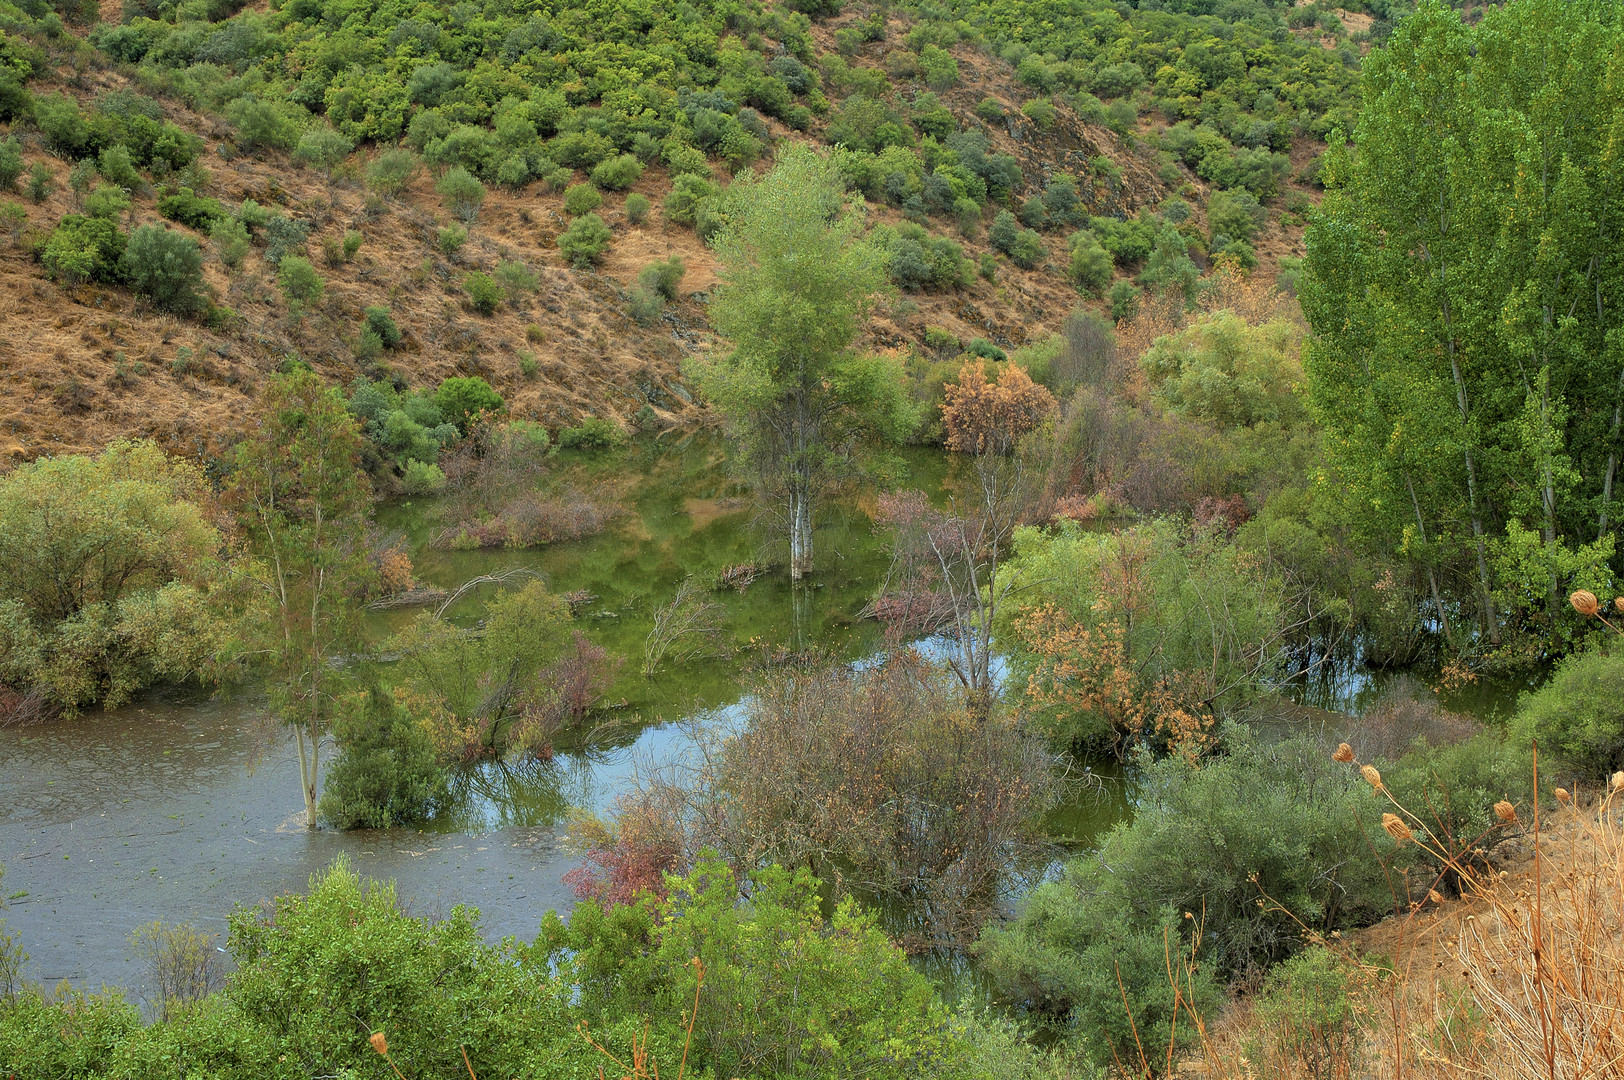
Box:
[1362,764,1384,790]
[1571,590,1600,616]
[1555,787,1571,804]
[1494,800,1517,823]
[370,1032,389,1057]
[1333,742,1354,763]
[1382,813,1413,842]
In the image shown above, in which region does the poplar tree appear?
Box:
[1302,0,1624,652]
[689,146,918,581]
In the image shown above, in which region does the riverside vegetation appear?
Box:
[5,0,1624,1076]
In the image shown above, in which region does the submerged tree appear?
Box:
[689,146,918,580]
[875,362,1056,710]
[229,370,374,827]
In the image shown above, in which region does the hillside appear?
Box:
[0,0,1367,464]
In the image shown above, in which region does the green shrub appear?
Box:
[123,224,205,314]
[262,215,309,265]
[210,216,249,267]
[0,441,222,713]
[276,255,325,309]
[292,126,353,171]
[624,192,651,224]
[953,196,981,237]
[517,351,539,377]
[1067,232,1113,295]
[924,325,960,351]
[84,184,130,222]
[435,222,467,255]
[367,148,418,195]
[637,255,685,301]
[663,172,720,226]
[434,376,504,433]
[557,415,626,450]
[463,270,502,313]
[156,187,226,232]
[562,181,602,216]
[342,230,363,259]
[319,687,449,828]
[1208,188,1266,245]
[435,166,485,222]
[1109,279,1141,321]
[26,162,52,203]
[1251,947,1359,1078]
[1511,647,1624,784]
[1020,97,1057,130]
[0,985,137,1077]
[537,857,965,1080]
[1008,227,1045,269]
[227,858,573,1079]
[557,212,611,268]
[590,152,643,191]
[224,95,300,152]
[0,138,22,192]
[363,305,401,348]
[976,732,1388,1063]
[965,338,1006,361]
[494,259,538,301]
[974,97,1005,123]
[627,286,663,326]
[42,214,126,284]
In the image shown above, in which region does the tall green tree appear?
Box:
[229,370,374,826]
[1302,0,1624,656]
[688,146,918,580]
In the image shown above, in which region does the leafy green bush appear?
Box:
[1511,648,1624,783]
[1250,948,1359,1077]
[538,857,966,1080]
[1109,279,1141,321]
[227,858,574,1079]
[156,187,225,231]
[1208,188,1266,245]
[26,162,52,203]
[123,224,205,314]
[625,191,651,224]
[977,732,1388,1063]
[494,259,539,301]
[363,305,401,348]
[42,214,126,284]
[366,148,418,195]
[463,270,502,314]
[1066,232,1112,295]
[627,286,664,326]
[261,215,309,266]
[435,222,467,255]
[210,216,249,268]
[1140,310,1304,429]
[1020,97,1056,129]
[638,255,685,301]
[0,441,222,713]
[224,95,300,152]
[435,166,485,222]
[590,152,643,190]
[563,181,603,216]
[663,172,720,226]
[557,415,627,451]
[0,137,22,191]
[433,376,503,433]
[292,126,353,171]
[275,255,324,309]
[558,212,612,268]
[965,338,1006,361]
[318,687,448,828]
